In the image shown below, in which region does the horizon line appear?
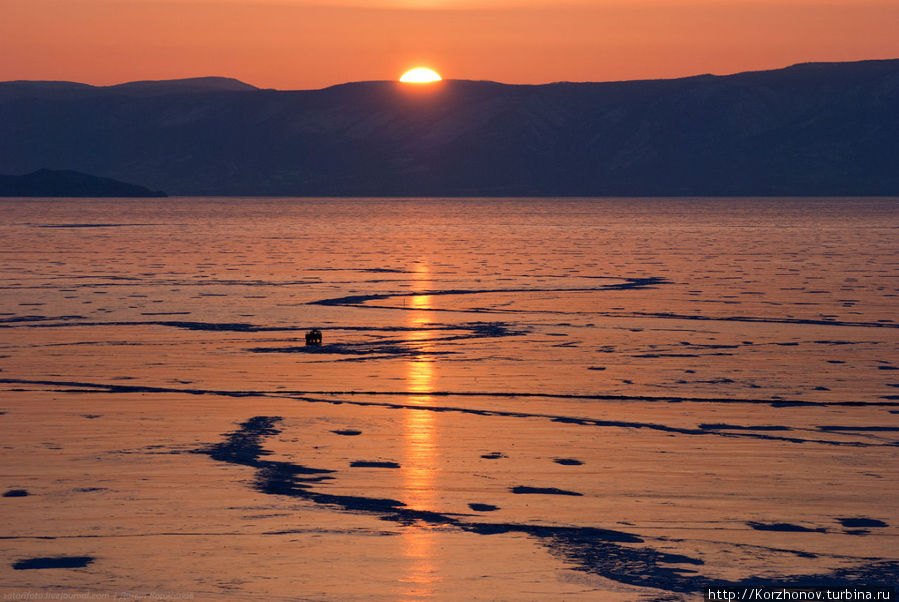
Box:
[3,57,897,93]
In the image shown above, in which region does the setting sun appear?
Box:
[400,67,442,83]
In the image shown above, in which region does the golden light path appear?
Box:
[400,261,440,598]
[399,67,442,83]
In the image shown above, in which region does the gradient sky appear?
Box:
[2,0,898,89]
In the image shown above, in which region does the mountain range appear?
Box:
[0,169,166,197]
[1,61,897,196]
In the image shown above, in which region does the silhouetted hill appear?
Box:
[1,60,897,196]
[0,77,257,101]
[109,77,259,95]
[0,169,167,197]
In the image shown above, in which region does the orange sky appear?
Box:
[2,0,898,89]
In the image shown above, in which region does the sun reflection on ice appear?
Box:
[400,262,441,596]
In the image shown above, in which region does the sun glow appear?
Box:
[399,67,442,83]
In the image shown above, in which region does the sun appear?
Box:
[400,67,442,83]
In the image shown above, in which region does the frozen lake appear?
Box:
[1,197,897,599]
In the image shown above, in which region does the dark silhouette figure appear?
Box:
[305,328,322,346]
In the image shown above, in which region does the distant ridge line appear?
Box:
[5,57,897,92]
[1,58,898,196]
